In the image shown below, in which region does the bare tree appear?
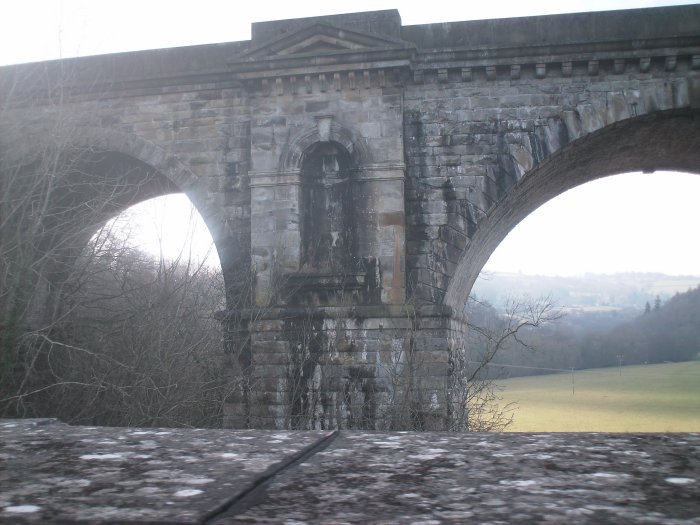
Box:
[1,219,232,427]
[449,295,563,431]
[0,64,232,426]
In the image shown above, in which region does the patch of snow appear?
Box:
[219,453,239,459]
[591,472,630,479]
[621,450,650,457]
[666,477,695,485]
[501,479,538,487]
[73,479,91,487]
[180,477,214,485]
[80,453,125,460]
[4,505,41,513]
[136,487,160,495]
[409,454,440,461]
[372,441,403,447]
[173,489,203,497]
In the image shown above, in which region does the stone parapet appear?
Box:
[2,419,699,524]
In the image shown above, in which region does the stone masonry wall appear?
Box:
[223,305,459,430]
[403,56,700,306]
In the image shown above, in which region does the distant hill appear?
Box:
[472,271,700,311]
[594,285,700,366]
[487,285,700,377]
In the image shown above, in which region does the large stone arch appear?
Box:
[65,128,252,310]
[444,108,700,311]
[70,130,234,279]
[4,124,245,313]
[63,127,214,219]
[64,128,239,264]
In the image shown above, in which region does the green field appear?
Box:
[493,361,700,432]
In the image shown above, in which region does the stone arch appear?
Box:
[438,79,695,213]
[5,125,246,307]
[281,117,372,172]
[66,129,251,307]
[64,129,235,270]
[443,108,700,311]
[65,127,203,202]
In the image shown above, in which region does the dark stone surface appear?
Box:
[218,432,700,524]
[0,419,332,524]
[1,420,699,523]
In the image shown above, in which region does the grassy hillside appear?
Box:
[493,361,700,432]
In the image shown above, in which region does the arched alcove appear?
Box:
[281,118,371,173]
[299,140,355,272]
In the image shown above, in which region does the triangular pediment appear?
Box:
[238,22,414,61]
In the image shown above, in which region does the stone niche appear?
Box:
[248,109,404,308]
[284,139,381,307]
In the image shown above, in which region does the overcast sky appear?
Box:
[2,1,699,276]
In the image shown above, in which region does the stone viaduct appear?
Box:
[1,5,699,430]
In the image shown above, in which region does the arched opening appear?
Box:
[478,171,700,279]
[1,149,183,330]
[461,171,700,432]
[440,110,700,432]
[0,147,231,427]
[446,113,700,431]
[96,193,221,270]
[444,109,700,310]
